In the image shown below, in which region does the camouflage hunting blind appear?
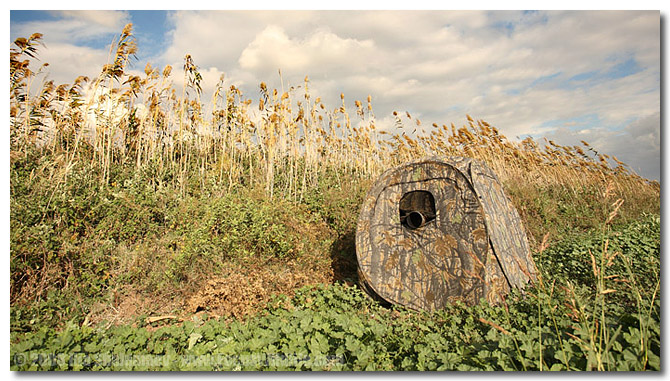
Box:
[355,157,537,311]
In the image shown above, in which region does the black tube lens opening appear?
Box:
[406,211,426,229]
[399,190,436,230]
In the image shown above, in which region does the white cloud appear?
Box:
[37,43,110,85]
[239,25,375,77]
[12,11,130,44]
[53,10,130,30]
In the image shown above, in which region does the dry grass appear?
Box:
[13,29,654,169]
[11,24,657,230]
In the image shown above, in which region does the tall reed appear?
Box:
[10,24,658,221]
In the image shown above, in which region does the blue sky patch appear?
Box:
[529,72,562,88]
[128,10,170,64]
[604,57,642,80]
[10,10,55,23]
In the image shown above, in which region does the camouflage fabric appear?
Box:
[468,160,537,287]
[355,157,536,311]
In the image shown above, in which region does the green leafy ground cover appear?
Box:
[10,215,660,371]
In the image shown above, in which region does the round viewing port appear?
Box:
[399,190,436,230]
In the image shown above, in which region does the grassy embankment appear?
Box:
[10,25,660,370]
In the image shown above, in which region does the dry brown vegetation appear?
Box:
[11,26,657,203]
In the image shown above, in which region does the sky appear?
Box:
[8,7,662,180]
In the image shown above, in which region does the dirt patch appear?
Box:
[186,258,334,319]
[86,253,336,329]
[86,286,186,328]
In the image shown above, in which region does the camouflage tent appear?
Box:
[355,157,537,311]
